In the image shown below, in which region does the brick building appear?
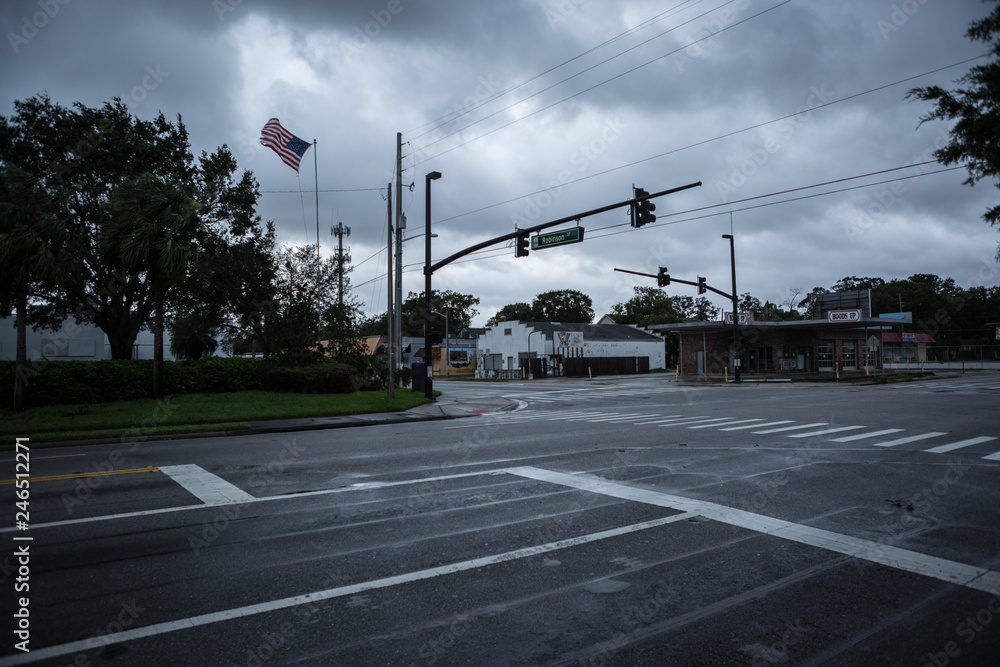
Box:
[649,290,908,375]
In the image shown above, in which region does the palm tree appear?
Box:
[109,173,200,399]
[0,165,69,411]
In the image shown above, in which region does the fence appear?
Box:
[563,357,649,377]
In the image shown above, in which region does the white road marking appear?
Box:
[158,465,256,505]
[506,467,1000,598]
[924,436,998,454]
[0,469,498,534]
[591,414,661,423]
[689,419,764,430]
[584,413,647,422]
[1,510,697,665]
[829,428,906,443]
[636,415,709,425]
[982,451,1000,462]
[872,432,948,448]
[632,415,684,424]
[786,426,866,439]
[659,417,734,427]
[719,420,794,431]
[752,422,828,434]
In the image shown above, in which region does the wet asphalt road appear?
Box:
[2,373,999,666]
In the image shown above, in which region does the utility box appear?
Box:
[411,363,426,393]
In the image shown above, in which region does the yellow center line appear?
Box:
[0,466,160,485]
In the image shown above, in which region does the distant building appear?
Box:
[0,317,178,361]
[476,320,665,378]
[649,290,906,375]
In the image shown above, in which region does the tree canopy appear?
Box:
[0,95,276,360]
[908,0,1000,241]
[487,289,594,326]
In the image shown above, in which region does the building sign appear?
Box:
[827,309,862,323]
[556,331,584,347]
[723,312,754,325]
[902,333,915,343]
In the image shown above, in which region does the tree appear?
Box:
[0,165,72,410]
[671,295,718,321]
[908,1,1000,243]
[1,95,262,359]
[485,302,534,327]
[109,172,201,399]
[531,289,594,323]
[363,290,481,338]
[610,287,680,327]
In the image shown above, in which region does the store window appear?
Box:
[842,340,857,370]
[817,340,835,371]
[781,346,807,371]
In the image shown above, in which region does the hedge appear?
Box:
[0,355,387,408]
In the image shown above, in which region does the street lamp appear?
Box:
[722,233,741,383]
[433,309,449,378]
[423,171,442,399]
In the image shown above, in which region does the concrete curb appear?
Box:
[5,398,518,450]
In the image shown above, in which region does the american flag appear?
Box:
[260,118,311,172]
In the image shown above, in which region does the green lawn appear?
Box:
[0,389,432,444]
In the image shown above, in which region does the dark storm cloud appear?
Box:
[2,0,998,324]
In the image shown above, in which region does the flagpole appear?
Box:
[314,139,320,261]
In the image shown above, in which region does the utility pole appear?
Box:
[331,222,351,309]
[395,132,404,376]
[386,186,394,397]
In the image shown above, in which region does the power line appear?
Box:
[408,0,796,168]
[405,0,715,146]
[260,187,384,194]
[353,162,963,286]
[433,55,986,227]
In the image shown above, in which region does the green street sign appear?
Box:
[531,226,585,250]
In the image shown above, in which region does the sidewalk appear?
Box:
[245,395,519,434]
[28,395,520,449]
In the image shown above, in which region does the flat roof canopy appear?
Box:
[647,316,911,335]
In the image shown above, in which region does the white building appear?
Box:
[0,317,177,361]
[476,320,665,378]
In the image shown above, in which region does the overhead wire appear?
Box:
[347,161,966,289]
[404,0,707,142]
[408,0,796,168]
[432,55,987,228]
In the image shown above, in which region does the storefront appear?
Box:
[650,315,906,376]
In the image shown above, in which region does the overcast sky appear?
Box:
[3,0,999,327]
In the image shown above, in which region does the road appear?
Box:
[2,373,999,666]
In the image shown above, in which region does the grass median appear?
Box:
[0,389,433,444]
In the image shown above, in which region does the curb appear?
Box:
[2,404,500,451]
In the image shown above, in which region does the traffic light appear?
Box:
[697,276,707,294]
[515,231,530,258]
[638,197,656,227]
[657,267,670,288]
[631,188,656,228]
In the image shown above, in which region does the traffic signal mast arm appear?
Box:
[613,268,734,300]
[428,181,702,274]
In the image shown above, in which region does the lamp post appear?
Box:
[722,234,740,383]
[423,171,442,399]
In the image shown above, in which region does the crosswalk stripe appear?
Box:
[633,415,684,424]
[924,436,998,454]
[872,432,948,448]
[584,413,647,422]
[753,422,828,434]
[787,426,866,439]
[659,417,733,427]
[829,428,906,443]
[720,420,794,431]
[689,418,764,430]
[594,414,661,423]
